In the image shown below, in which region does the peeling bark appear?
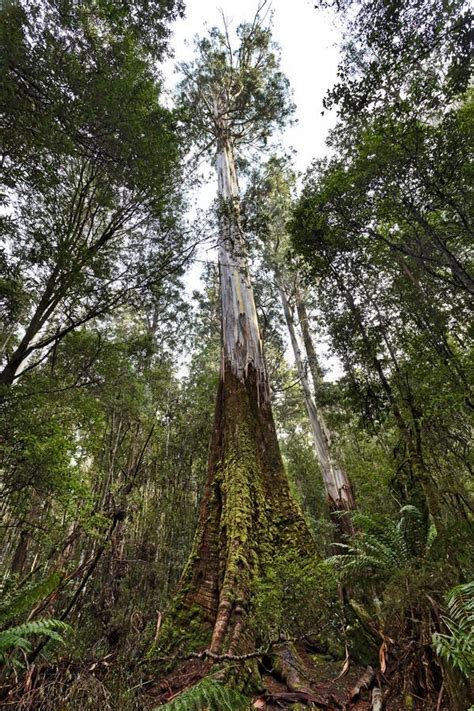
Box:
[217,136,268,403]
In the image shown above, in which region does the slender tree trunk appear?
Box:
[295,296,324,395]
[278,279,355,535]
[0,272,60,386]
[8,498,43,577]
[10,530,29,577]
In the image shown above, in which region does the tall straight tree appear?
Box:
[245,159,356,535]
[278,280,356,533]
[154,7,319,691]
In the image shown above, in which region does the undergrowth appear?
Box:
[432,580,474,679]
[154,677,250,711]
[0,573,71,669]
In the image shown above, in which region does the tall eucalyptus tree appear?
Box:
[155,6,318,690]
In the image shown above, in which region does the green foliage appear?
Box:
[290,0,473,541]
[0,1,472,709]
[178,11,293,153]
[432,581,474,678]
[0,573,70,669]
[0,0,186,387]
[155,678,250,711]
[0,573,61,625]
[319,0,471,118]
[328,507,428,583]
[0,618,71,668]
[0,0,183,180]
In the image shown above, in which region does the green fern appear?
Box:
[432,580,474,678]
[0,617,71,667]
[0,572,61,625]
[0,573,70,669]
[155,678,250,711]
[327,507,426,582]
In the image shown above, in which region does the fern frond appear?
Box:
[327,507,423,582]
[0,618,71,667]
[155,678,250,711]
[9,618,71,640]
[350,512,383,534]
[0,573,61,625]
[432,581,474,678]
[0,633,33,654]
[447,580,474,627]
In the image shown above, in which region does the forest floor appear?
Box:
[0,649,454,709]
[145,643,452,710]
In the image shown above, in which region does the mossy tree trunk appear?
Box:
[153,16,321,695]
[156,132,315,666]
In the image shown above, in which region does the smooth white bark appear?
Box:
[278,279,355,513]
[216,137,268,400]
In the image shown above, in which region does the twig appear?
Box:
[155,644,272,663]
[436,682,444,711]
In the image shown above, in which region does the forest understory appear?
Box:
[0,0,472,709]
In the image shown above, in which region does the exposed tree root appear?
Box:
[349,666,375,701]
[270,642,316,697]
[146,639,373,709]
[3,639,464,710]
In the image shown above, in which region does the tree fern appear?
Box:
[155,678,251,711]
[432,580,474,678]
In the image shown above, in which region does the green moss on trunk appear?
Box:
[150,367,317,669]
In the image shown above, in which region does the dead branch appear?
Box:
[153,628,323,664]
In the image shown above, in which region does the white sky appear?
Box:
[163,0,344,378]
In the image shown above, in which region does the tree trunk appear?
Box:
[295,296,324,395]
[154,134,316,669]
[10,530,29,577]
[0,272,60,386]
[278,279,355,536]
[216,137,268,401]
